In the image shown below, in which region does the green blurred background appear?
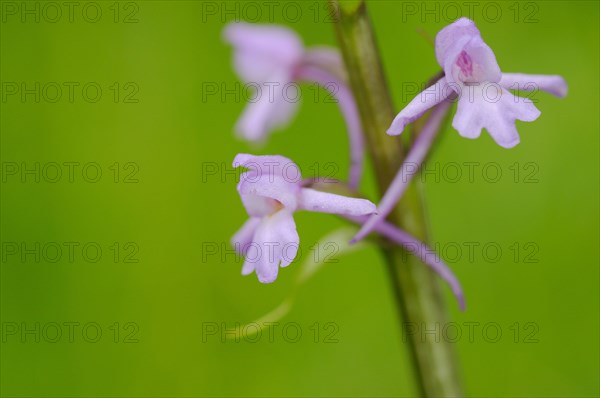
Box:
[1,1,598,397]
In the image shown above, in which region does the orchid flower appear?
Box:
[388,17,567,148]
[224,22,364,189]
[231,154,376,283]
[231,154,465,309]
[353,17,567,243]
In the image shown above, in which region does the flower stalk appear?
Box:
[331,1,463,396]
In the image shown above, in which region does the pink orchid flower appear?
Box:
[224,22,364,189]
[388,17,567,148]
[231,154,376,283]
[224,23,306,142]
[352,18,568,245]
[231,154,465,309]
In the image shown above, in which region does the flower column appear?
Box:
[331,1,463,397]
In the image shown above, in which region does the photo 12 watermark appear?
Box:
[1,2,140,23]
[401,81,542,106]
[1,162,140,183]
[201,80,339,104]
[200,240,540,266]
[1,241,140,264]
[201,321,339,343]
[1,321,140,343]
[399,2,541,24]
[1,82,140,104]
[199,160,540,185]
[201,160,341,185]
[200,1,340,24]
[402,321,540,343]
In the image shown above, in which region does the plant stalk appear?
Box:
[330,1,463,396]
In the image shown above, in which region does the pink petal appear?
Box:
[500,73,568,98]
[233,154,301,215]
[298,188,376,216]
[252,210,299,283]
[231,217,261,257]
[435,17,480,67]
[241,257,256,276]
[387,77,453,136]
[239,194,287,219]
[452,84,541,148]
[238,176,299,215]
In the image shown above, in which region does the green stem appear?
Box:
[330,1,463,397]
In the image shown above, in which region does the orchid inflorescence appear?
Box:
[223,17,567,310]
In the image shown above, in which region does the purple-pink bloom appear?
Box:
[388,17,567,148]
[231,154,376,283]
[224,22,364,189]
